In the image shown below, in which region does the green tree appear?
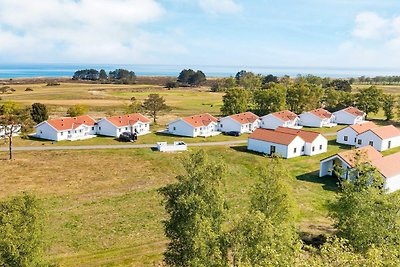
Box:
[0,102,33,160]
[355,86,383,118]
[329,153,400,252]
[30,103,48,124]
[0,193,50,267]
[211,77,236,92]
[159,150,228,267]
[220,88,249,116]
[165,80,178,89]
[66,104,89,117]
[253,82,287,115]
[382,94,397,121]
[124,97,143,114]
[324,89,355,112]
[286,82,323,113]
[236,72,263,90]
[99,69,108,80]
[188,70,206,86]
[178,69,196,84]
[143,94,169,124]
[229,158,300,266]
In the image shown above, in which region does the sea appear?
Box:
[0,64,399,79]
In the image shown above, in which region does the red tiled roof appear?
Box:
[307,108,332,119]
[368,125,400,139]
[183,113,218,127]
[249,128,300,145]
[346,121,377,134]
[372,153,400,178]
[336,146,383,168]
[46,115,96,131]
[340,106,365,116]
[229,112,259,124]
[106,113,150,127]
[275,126,322,143]
[270,110,298,122]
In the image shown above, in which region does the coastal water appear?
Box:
[0,63,399,79]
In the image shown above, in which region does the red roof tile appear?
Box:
[368,125,400,139]
[346,121,377,134]
[229,112,259,124]
[106,113,150,127]
[249,128,300,145]
[183,113,218,127]
[372,153,400,178]
[270,110,298,122]
[46,115,96,131]
[307,108,332,119]
[341,106,365,116]
[336,146,383,168]
[275,126,322,143]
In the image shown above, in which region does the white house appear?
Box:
[35,115,97,141]
[218,112,260,134]
[260,110,301,130]
[97,113,151,137]
[0,124,21,138]
[336,122,377,146]
[299,108,337,128]
[167,113,219,137]
[247,127,327,158]
[333,107,366,125]
[319,146,400,193]
[355,125,400,151]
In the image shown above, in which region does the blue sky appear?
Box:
[1,0,400,68]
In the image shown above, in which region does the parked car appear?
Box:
[119,132,137,142]
[223,131,241,136]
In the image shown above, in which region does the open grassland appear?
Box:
[352,83,400,94]
[0,82,224,125]
[0,141,353,266]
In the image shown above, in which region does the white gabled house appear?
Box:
[355,125,400,152]
[260,110,301,130]
[247,127,327,158]
[97,113,151,137]
[299,108,337,128]
[333,106,366,125]
[336,122,377,146]
[218,112,260,134]
[167,113,219,137]
[35,115,97,141]
[319,146,400,193]
[0,124,21,138]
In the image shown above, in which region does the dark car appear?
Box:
[224,131,241,136]
[119,132,137,142]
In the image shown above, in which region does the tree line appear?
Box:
[219,71,400,121]
[73,68,136,84]
[159,150,400,266]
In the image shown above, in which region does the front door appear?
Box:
[270,145,276,155]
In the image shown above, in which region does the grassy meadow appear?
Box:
[0,81,400,266]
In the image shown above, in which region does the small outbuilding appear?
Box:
[260,110,301,130]
[333,107,365,125]
[299,108,337,128]
[218,112,260,134]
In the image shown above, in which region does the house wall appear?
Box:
[306,135,328,156]
[287,136,306,158]
[285,117,300,128]
[168,120,195,137]
[299,113,323,128]
[196,122,218,137]
[333,111,364,125]
[260,114,284,130]
[64,125,94,141]
[384,174,400,193]
[355,131,383,151]
[319,156,350,177]
[218,118,260,134]
[247,138,289,158]
[35,123,59,141]
[336,127,357,146]
[381,136,400,151]
[97,119,119,137]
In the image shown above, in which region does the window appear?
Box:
[74,130,77,133]
[312,146,315,152]
[92,127,94,130]
[173,127,176,131]
[357,139,362,145]
[294,147,297,153]
[119,128,121,132]
[369,141,374,146]
[388,140,392,149]
[220,124,223,128]
[61,132,64,136]
[68,131,71,134]
[344,136,348,141]
[99,127,101,130]
[40,131,43,134]
[320,145,323,150]
[301,146,305,152]
[79,129,82,133]
[125,127,128,130]
[270,145,276,155]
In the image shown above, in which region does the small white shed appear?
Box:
[333,107,365,125]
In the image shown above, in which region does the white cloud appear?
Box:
[198,0,241,15]
[352,12,389,39]
[0,0,185,63]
